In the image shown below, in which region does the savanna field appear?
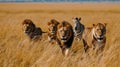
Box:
[0,3,120,67]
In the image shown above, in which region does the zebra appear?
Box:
[72,17,85,41]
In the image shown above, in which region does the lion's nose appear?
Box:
[99,34,103,37]
[62,33,66,37]
[62,35,65,38]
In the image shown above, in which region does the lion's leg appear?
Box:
[65,48,69,56]
[62,48,65,56]
[48,36,52,42]
[82,39,89,53]
[96,45,104,55]
[62,47,69,56]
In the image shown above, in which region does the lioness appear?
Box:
[82,23,107,55]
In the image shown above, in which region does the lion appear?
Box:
[22,19,46,41]
[82,23,107,55]
[57,21,74,56]
[47,19,60,43]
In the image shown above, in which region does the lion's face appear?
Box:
[48,19,59,35]
[48,23,57,35]
[22,19,35,35]
[57,23,72,42]
[93,23,107,41]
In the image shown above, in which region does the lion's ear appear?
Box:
[22,19,30,25]
[93,24,96,27]
[57,22,60,25]
[29,21,33,24]
[79,17,81,21]
[22,21,25,25]
[66,23,71,28]
[47,22,51,25]
[104,23,107,26]
[72,17,74,20]
[52,19,59,25]
[22,19,27,25]
[58,25,63,29]
[29,21,36,28]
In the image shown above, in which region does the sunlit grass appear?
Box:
[0,3,120,67]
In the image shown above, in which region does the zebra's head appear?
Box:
[72,17,85,38]
[72,17,81,23]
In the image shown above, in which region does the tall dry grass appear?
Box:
[0,3,120,67]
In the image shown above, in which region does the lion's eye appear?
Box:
[60,30,62,32]
[97,29,99,31]
[65,30,69,33]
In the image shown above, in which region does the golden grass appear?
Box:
[0,3,120,67]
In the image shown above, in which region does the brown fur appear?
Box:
[22,19,46,41]
[57,21,74,56]
[47,19,60,43]
[82,23,107,55]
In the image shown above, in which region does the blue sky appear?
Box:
[0,0,120,2]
